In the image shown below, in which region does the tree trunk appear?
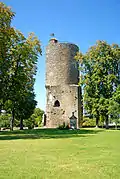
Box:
[95,111,99,128]
[115,123,117,130]
[78,86,83,128]
[96,116,99,128]
[10,109,15,131]
[105,115,109,129]
[20,119,23,130]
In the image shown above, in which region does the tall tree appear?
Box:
[0,2,15,111]
[0,3,42,130]
[76,41,120,128]
[6,31,41,130]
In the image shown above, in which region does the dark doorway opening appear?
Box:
[54,100,60,107]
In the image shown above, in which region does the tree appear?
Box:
[0,3,42,130]
[15,92,37,130]
[24,108,44,129]
[0,112,11,129]
[0,2,15,111]
[5,31,41,130]
[76,41,120,128]
[33,108,44,127]
[108,85,120,129]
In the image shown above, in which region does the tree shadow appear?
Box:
[0,128,103,140]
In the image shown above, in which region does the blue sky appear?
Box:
[2,0,120,110]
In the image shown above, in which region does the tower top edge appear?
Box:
[48,37,78,46]
[48,40,79,49]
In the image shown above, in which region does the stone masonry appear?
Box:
[45,38,81,128]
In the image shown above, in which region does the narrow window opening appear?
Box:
[54,100,60,107]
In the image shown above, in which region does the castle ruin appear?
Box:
[45,38,82,128]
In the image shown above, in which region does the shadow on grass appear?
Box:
[0,128,103,140]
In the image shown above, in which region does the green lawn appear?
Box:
[0,128,120,179]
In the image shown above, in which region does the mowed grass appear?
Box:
[0,128,120,179]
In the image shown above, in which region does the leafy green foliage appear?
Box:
[82,117,105,127]
[108,85,120,128]
[0,113,11,128]
[24,108,44,129]
[82,117,96,127]
[57,122,70,130]
[76,41,120,128]
[0,3,42,130]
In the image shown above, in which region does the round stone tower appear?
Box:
[45,38,81,128]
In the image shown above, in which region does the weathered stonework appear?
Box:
[45,38,80,128]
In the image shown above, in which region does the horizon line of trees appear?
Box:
[0,107,44,130]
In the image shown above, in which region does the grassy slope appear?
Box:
[0,129,120,179]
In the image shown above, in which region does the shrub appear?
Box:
[82,116,106,127]
[23,117,34,129]
[58,122,70,130]
[0,114,10,129]
[82,117,96,127]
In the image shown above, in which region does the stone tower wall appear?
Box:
[46,41,79,86]
[45,39,80,128]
